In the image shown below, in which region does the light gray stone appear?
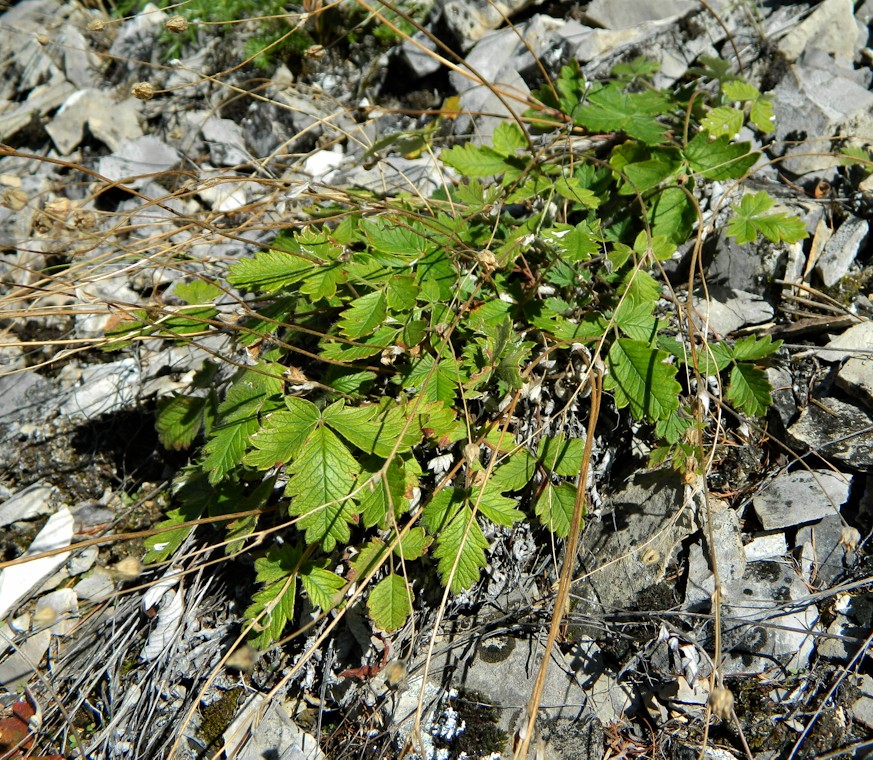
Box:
[47,89,142,155]
[577,471,695,615]
[73,568,116,603]
[0,77,76,143]
[401,30,443,78]
[787,396,873,472]
[442,0,544,48]
[816,216,869,287]
[583,0,696,30]
[693,286,774,336]
[772,65,873,175]
[0,629,50,691]
[705,501,745,583]
[720,560,819,674]
[816,321,873,362]
[224,694,326,760]
[685,541,715,609]
[752,469,850,530]
[0,482,54,527]
[778,0,859,61]
[201,117,250,167]
[797,514,854,585]
[57,358,142,421]
[744,533,788,562]
[837,355,873,411]
[766,366,796,427]
[98,136,180,190]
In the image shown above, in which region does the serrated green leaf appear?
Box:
[320,326,398,362]
[324,400,420,457]
[325,370,377,395]
[633,231,676,262]
[174,279,223,304]
[685,134,758,180]
[619,155,682,194]
[386,275,419,311]
[403,354,460,406]
[143,503,201,563]
[367,573,412,632]
[393,526,432,560]
[727,191,808,244]
[575,85,671,144]
[203,371,282,483]
[339,290,388,339]
[357,457,408,528]
[422,487,465,533]
[471,484,524,527]
[726,362,772,416]
[749,97,774,133]
[245,543,302,648]
[416,402,463,446]
[491,121,526,156]
[604,338,681,421]
[537,435,585,477]
[490,449,538,491]
[534,482,578,538]
[701,106,744,139]
[722,80,760,101]
[614,300,659,343]
[442,143,513,177]
[655,408,693,444]
[227,249,311,294]
[434,506,489,593]
[731,334,783,361]
[649,186,696,244]
[156,395,208,450]
[359,217,436,261]
[300,562,344,611]
[244,397,321,469]
[690,342,734,375]
[285,426,359,551]
[350,538,388,581]
[554,176,600,207]
[619,268,661,308]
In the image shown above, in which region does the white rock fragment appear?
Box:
[0,482,54,527]
[0,507,75,619]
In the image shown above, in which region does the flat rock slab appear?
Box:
[721,560,819,675]
[577,471,694,614]
[816,320,873,362]
[752,469,850,530]
[692,286,774,336]
[583,0,697,29]
[837,356,873,411]
[787,396,873,472]
[816,216,869,287]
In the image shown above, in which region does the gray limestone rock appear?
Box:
[772,64,873,175]
[57,358,142,421]
[441,0,544,49]
[0,483,55,527]
[752,469,850,530]
[787,396,873,471]
[98,136,180,190]
[836,354,873,411]
[47,89,142,155]
[778,0,860,62]
[797,514,855,585]
[720,560,819,674]
[576,471,695,615]
[852,675,873,729]
[815,216,869,287]
[817,321,873,363]
[582,0,697,30]
[767,366,797,428]
[224,695,326,760]
[201,117,250,167]
[743,532,788,562]
[692,285,774,336]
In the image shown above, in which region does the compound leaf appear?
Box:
[537,435,585,477]
[244,543,302,648]
[534,482,578,538]
[300,561,344,611]
[244,397,321,469]
[471,485,523,527]
[726,362,772,417]
[727,191,807,244]
[433,506,489,593]
[339,290,388,340]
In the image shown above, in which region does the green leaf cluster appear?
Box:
[131,59,804,646]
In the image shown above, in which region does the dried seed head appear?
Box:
[381,660,408,691]
[225,645,257,672]
[165,15,189,33]
[709,686,734,719]
[840,526,861,552]
[304,44,325,59]
[131,81,156,100]
[112,556,143,580]
[44,197,71,219]
[87,18,106,32]
[476,250,497,272]
[1,187,27,211]
[463,442,480,467]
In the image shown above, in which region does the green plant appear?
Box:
[111,59,805,642]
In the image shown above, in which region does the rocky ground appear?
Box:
[1,0,873,758]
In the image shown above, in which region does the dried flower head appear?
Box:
[165,15,189,33]
[1,187,27,211]
[87,18,106,32]
[840,525,861,552]
[131,81,156,100]
[709,686,734,719]
[112,556,143,580]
